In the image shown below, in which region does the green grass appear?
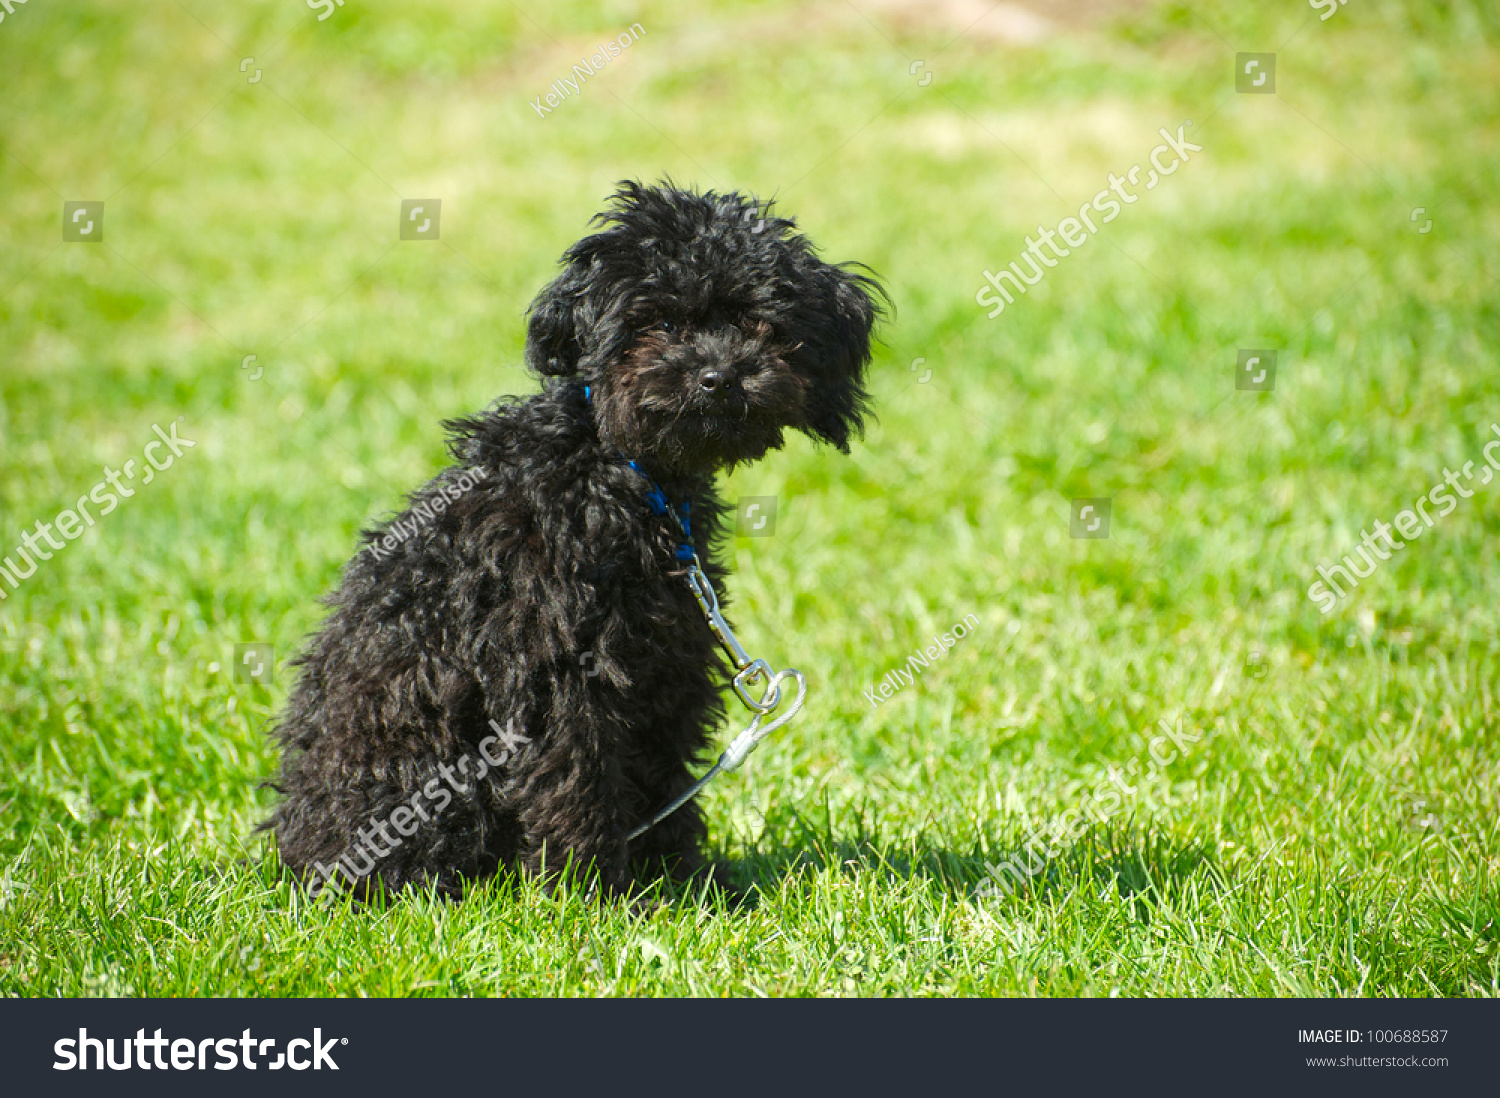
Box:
[2,0,1498,996]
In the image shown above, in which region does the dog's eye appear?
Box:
[654,320,677,334]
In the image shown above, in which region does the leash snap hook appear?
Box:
[620,463,812,842]
[733,658,780,712]
[720,668,807,773]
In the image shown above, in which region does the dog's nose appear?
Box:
[698,367,736,395]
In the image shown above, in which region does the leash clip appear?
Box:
[720,666,807,773]
[616,455,810,841]
[685,557,807,769]
[626,554,809,840]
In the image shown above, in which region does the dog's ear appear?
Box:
[799,264,883,452]
[525,261,592,378]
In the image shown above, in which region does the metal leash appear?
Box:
[627,551,807,841]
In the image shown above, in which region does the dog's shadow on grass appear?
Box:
[720,809,1223,916]
[236,819,1219,918]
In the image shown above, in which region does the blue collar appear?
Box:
[629,460,695,562]
[587,384,695,562]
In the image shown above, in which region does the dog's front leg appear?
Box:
[511,731,632,897]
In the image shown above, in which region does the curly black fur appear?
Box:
[266,181,882,902]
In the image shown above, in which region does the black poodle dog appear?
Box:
[266,180,881,902]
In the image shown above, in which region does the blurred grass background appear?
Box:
[0,0,1497,995]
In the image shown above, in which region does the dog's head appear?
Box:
[526,180,883,473]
